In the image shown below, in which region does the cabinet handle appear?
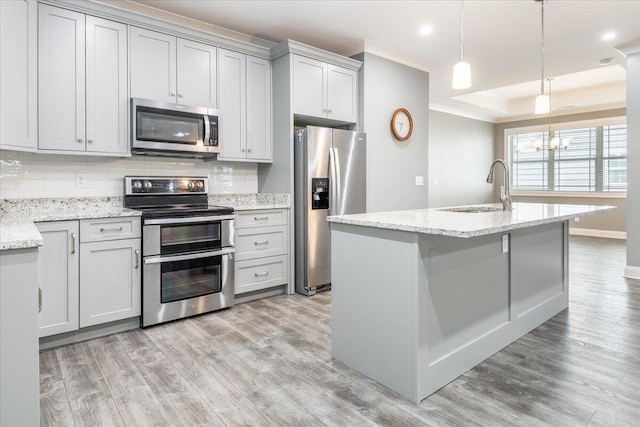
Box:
[88,139,94,144]
[254,271,269,277]
[327,109,332,113]
[38,288,42,313]
[134,249,140,269]
[241,148,246,152]
[254,216,268,221]
[71,233,76,254]
[178,93,183,98]
[100,226,123,233]
[77,138,83,143]
[170,92,176,97]
[248,148,252,153]
[254,240,269,245]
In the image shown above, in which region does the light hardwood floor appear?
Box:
[40,236,640,426]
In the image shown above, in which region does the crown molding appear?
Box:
[616,40,640,57]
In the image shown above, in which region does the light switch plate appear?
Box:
[415,176,424,186]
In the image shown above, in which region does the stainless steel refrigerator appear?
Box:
[294,126,366,296]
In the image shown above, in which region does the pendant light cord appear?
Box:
[460,0,465,61]
[540,0,545,95]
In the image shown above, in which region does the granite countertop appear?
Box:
[327,202,617,238]
[0,194,290,251]
[208,194,290,211]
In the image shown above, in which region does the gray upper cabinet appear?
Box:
[246,56,272,161]
[292,54,357,123]
[177,38,217,108]
[130,27,217,108]
[0,0,37,152]
[38,4,128,155]
[218,49,272,162]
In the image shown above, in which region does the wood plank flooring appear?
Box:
[40,236,640,426]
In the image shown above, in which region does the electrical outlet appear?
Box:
[75,174,87,188]
[415,176,424,186]
[502,234,509,253]
[574,217,580,222]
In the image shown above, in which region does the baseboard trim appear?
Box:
[624,266,640,281]
[569,227,626,240]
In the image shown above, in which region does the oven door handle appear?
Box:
[144,215,235,225]
[143,248,235,264]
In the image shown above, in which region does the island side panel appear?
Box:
[0,247,40,426]
[510,221,568,334]
[331,223,420,402]
[417,233,511,400]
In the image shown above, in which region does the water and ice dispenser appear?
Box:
[311,178,329,210]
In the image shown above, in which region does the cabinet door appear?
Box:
[246,56,272,161]
[80,239,141,327]
[36,221,79,337]
[292,55,327,118]
[38,5,86,152]
[327,65,358,123]
[177,39,217,108]
[0,0,37,151]
[86,17,128,154]
[129,27,176,103]
[218,49,247,160]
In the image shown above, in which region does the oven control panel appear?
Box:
[125,177,208,195]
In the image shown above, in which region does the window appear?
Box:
[507,118,627,193]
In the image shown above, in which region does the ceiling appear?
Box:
[122,0,640,122]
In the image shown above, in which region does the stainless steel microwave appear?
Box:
[131,98,219,158]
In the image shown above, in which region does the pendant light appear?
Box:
[534,0,549,114]
[452,0,471,89]
[534,78,569,152]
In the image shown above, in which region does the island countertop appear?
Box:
[327,202,616,238]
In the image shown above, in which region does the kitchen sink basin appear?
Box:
[438,206,504,213]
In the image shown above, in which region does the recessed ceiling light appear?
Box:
[601,32,617,41]
[419,25,433,36]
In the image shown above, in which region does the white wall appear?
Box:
[355,53,429,212]
[0,150,258,199]
[428,110,495,208]
[624,49,640,276]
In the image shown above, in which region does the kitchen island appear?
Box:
[327,202,615,403]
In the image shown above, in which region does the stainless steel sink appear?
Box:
[438,206,504,213]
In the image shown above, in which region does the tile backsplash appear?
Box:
[0,150,258,199]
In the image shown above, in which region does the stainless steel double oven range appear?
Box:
[124,176,234,327]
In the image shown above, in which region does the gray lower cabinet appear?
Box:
[36,217,141,338]
[79,217,142,327]
[36,221,80,338]
[79,238,141,327]
[234,209,289,294]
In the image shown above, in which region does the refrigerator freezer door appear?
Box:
[332,129,366,215]
[295,126,333,293]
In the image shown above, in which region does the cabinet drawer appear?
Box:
[235,209,287,228]
[235,255,288,295]
[80,217,141,243]
[235,226,287,260]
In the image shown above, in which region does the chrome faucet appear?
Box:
[486,159,512,211]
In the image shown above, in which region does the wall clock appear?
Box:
[391,108,413,141]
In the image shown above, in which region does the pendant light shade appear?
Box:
[534,93,550,115]
[534,0,549,114]
[452,0,471,89]
[453,61,471,90]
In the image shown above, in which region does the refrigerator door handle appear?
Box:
[329,147,338,216]
[333,147,342,214]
